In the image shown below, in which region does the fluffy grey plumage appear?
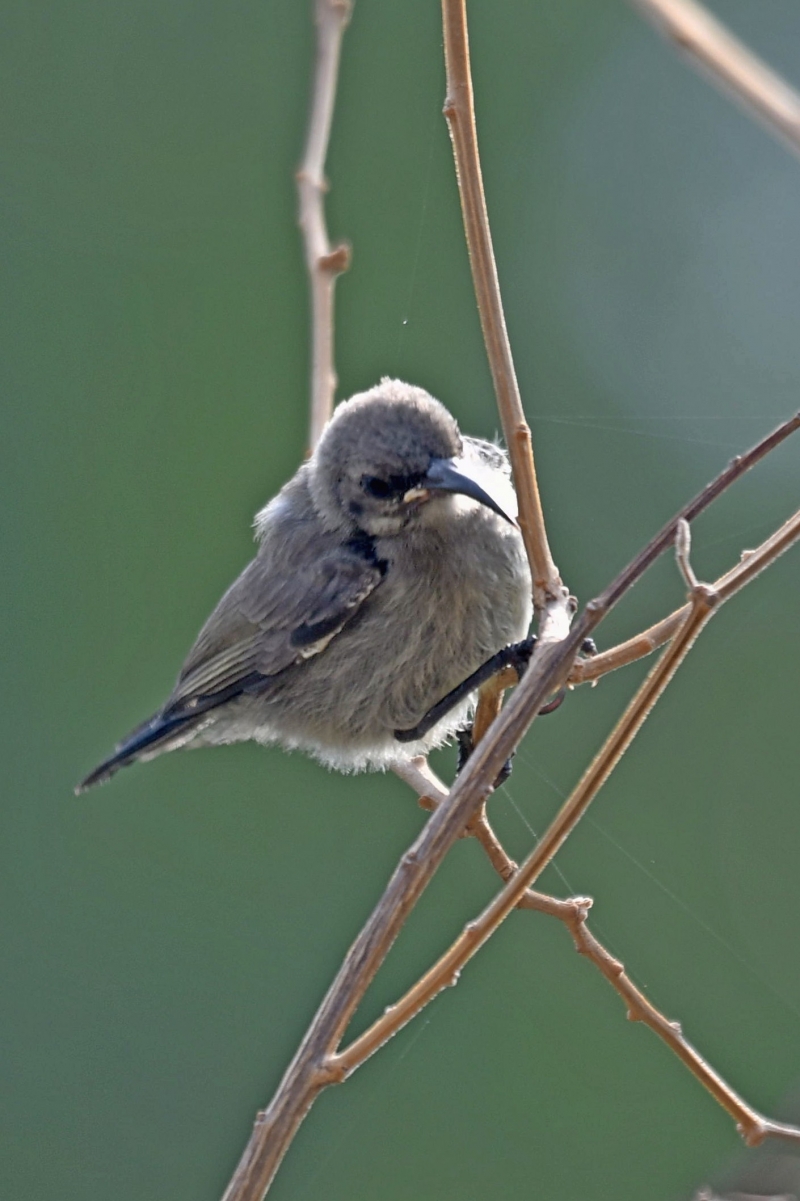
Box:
[77,379,532,791]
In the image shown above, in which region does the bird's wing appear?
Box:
[164,540,385,719]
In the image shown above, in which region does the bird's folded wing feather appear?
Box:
[163,541,384,718]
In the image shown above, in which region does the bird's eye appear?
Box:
[361,476,393,499]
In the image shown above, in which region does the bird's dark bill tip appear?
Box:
[74,761,118,795]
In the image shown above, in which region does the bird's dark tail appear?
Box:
[75,709,200,794]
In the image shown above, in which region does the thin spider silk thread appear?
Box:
[295,1018,432,1199]
[395,106,439,377]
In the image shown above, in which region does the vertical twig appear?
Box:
[297,0,353,452]
[630,0,800,159]
[441,0,569,638]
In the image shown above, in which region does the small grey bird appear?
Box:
[77,379,532,792]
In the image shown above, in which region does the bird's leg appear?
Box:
[394,636,538,744]
[396,633,597,783]
[394,633,597,747]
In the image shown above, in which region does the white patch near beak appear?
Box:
[402,486,431,504]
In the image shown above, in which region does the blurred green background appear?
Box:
[3,1,800,1197]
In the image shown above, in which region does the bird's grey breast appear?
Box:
[363,504,531,729]
[276,498,531,745]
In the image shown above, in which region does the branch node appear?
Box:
[585,597,607,619]
[318,242,351,273]
[694,582,721,609]
[319,1057,347,1085]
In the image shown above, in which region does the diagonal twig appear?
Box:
[469,804,800,1149]
[570,413,799,688]
[298,0,353,452]
[630,0,800,160]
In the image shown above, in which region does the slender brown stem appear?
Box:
[587,413,800,620]
[555,897,800,1148]
[333,592,717,1074]
[572,502,800,687]
[297,0,352,452]
[471,803,800,1146]
[467,788,800,1146]
[630,0,800,159]
[471,668,517,747]
[408,717,800,1145]
[441,0,568,635]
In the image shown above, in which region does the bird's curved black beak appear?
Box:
[421,456,515,524]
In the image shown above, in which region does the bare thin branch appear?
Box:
[298,0,353,452]
[469,804,800,1147]
[572,503,800,687]
[553,894,800,1148]
[674,518,698,590]
[587,413,800,620]
[630,0,800,159]
[441,0,569,636]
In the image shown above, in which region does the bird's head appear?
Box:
[309,379,514,537]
